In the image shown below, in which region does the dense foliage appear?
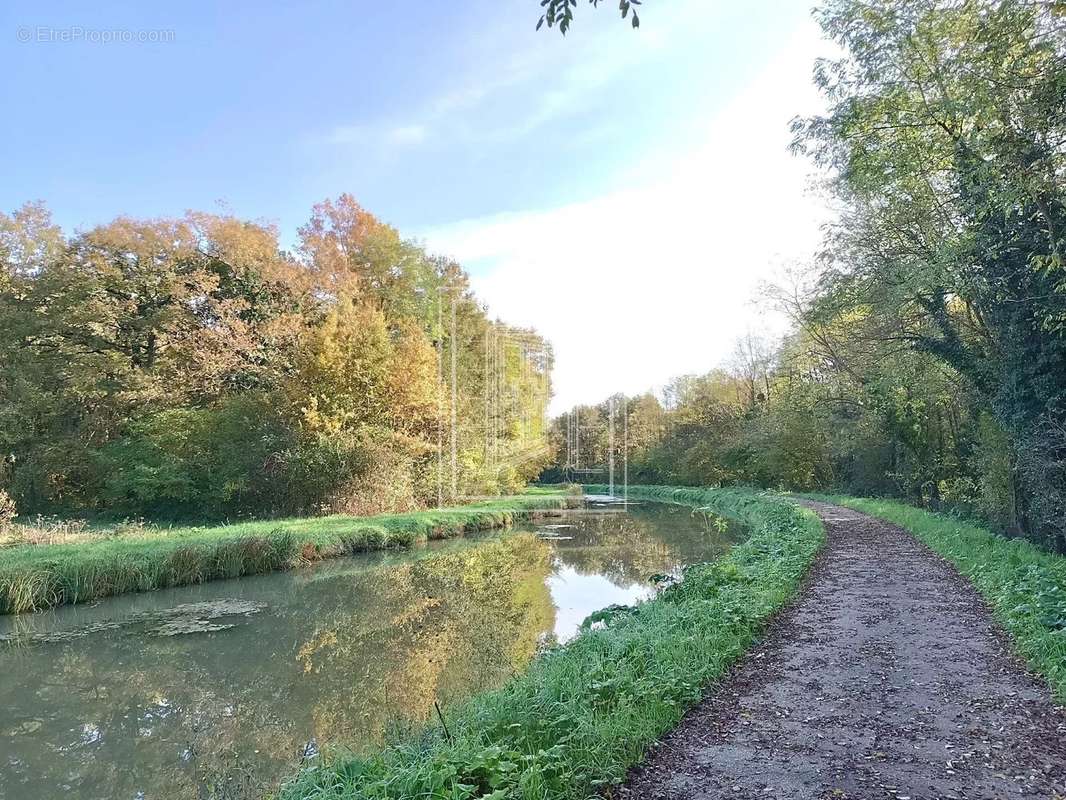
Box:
[279,487,823,800]
[545,0,1066,550]
[0,195,552,520]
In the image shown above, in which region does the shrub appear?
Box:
[94,395,294,519]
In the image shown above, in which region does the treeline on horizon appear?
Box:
[544,0,1066,551]
[0,194,552,520]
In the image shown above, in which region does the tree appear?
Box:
[295,296,395,436]
[792,0,1066,545]
[297,193,438,327]
[0,197,553,518]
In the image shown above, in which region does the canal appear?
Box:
[0,498,744,799]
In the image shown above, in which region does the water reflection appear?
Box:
[0,501,740,800]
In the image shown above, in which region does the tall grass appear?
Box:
[816,495,1066,701]
[278,485,824,800]
[0,494,576,614]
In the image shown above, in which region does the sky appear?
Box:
[1,0,834,412]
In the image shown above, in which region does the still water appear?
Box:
[0,499,743,800]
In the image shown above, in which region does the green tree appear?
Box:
[793,0,1066,544]
[0,197,553,518]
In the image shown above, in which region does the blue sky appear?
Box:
[1,0,833,409]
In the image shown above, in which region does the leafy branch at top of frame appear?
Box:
[537,0,641,35]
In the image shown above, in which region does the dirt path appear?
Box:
[620,501,1066,800]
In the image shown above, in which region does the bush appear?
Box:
[282,428,425,516]
[94,395,294,519]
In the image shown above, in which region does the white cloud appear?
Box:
[323,122,428,148]
[422,24,834,413]
[317,0,715,154]
[388,124,428,145]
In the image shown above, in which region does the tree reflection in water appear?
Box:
[0,502,742,800]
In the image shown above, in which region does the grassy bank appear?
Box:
[0,491,575,614]
[279,485,824,800]
[815,495,1066,701]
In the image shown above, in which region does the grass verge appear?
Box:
[278,485,824,800]
[0,491,576,614]
[813,495,1066,701]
